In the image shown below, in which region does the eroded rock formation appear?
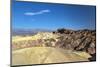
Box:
[12,29,96,62]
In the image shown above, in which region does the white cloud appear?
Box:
[24,9,50,16]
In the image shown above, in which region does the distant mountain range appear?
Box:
[12,29,53,36]
[12,28,96,36]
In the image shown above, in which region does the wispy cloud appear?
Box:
[24,9,50,16]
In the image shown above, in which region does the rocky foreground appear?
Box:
[12,29,96,66]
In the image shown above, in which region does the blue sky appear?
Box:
[12,0,96,30]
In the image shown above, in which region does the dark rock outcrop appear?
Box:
[54,29,96,61]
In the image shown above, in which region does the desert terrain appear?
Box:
[12,29,96,66]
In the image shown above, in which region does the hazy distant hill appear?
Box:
[12,29,52,36]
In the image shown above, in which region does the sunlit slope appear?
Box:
[12,36,38,42]
[12,32,59,42]
[12,47,91,66]
[12,32,60,50]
